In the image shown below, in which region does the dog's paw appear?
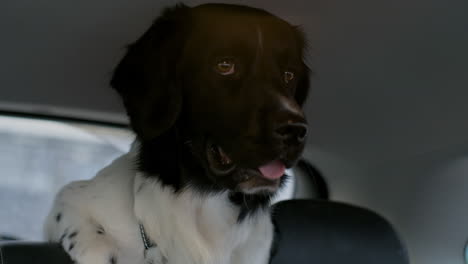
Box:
[59,225,120,264]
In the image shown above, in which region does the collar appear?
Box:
[139,223,169,264]
[139,223,154,250]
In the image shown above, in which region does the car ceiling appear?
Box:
[1,0,468,263]
[1,0,467,163]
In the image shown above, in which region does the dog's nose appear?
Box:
[274,122,308,143]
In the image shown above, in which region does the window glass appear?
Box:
[0,115,134,241]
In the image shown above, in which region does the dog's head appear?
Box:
[111,3,310,196]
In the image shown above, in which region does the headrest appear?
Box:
[0,242,73,264]
[270,199,409,264]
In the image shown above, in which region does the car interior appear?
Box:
[1,0,467,263]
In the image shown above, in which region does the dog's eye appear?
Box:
[284,71,295,83]
[216,59,236,75]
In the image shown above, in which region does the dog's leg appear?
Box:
[45,181,124,264]
[59,223,120,264]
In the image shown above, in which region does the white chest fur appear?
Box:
[133,174,274,264]
[45,151,274,264]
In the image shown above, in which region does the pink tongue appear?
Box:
[258,160,286,180]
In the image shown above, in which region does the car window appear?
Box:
[0,115,134,240]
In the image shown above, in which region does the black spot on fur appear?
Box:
[59,228,69,244]
[68,242,75,251]
[110,255,117,264]
[136,182,145,193]
[68,231,78,239]
[55,213,62,222]
[97,225,105,235]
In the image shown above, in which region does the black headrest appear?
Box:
[0,242,73,264]
[270,199,409,264]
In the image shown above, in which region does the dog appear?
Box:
[44,3,310,264]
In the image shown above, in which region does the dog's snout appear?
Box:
[274,122,308,143]
[271,95,308,144]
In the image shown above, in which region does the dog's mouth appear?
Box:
[206,140,287,193]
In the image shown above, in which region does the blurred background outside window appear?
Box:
[0,115,134,240]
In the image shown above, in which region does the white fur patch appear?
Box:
[44,148,274,264]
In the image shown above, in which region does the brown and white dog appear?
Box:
[45,3,310,264]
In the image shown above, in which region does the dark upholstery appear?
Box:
[270,199,409,264]
[0,242,73,264]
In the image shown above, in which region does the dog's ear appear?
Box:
[111,4,190,140]
[293,26,311,106]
